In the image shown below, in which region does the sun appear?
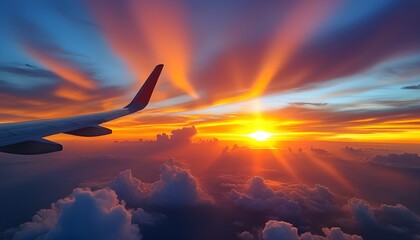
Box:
[248,131,272,142]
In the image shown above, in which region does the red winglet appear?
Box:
[124,64,163,112]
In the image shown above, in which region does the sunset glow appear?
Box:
[248,131,272,142]
[0,1,418,145]
[1,1,420,239]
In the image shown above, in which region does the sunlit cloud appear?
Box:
[54,86,90,101]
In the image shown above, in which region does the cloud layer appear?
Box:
[1,131,419,240]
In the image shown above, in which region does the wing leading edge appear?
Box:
[0,64,164,155]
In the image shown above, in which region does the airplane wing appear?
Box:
[0,64,164,155]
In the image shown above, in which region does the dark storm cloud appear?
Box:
[8,188,141,240]
[402,84,420,89]
[368,153,420,169]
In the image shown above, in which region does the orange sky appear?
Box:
[1,1,419,145]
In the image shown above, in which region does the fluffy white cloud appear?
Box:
[111,160,206,207]
[262,220,362,240]
[11,188,141,240]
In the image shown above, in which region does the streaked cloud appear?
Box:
[402,84,420,89]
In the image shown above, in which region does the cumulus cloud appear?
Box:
[111,160,206,207]
[228,176,341,227]
[262,220,362,240]
[170,126,197,143]
[156,126,197,144]
[229,177,301,223]
[288,184,340,215]
[10,188,141,240]
[263,221,299,240]
[368,153,420,169]
[347,198,420,240]
[110,169,151,206]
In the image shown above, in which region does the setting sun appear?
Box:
[248,131,272,141]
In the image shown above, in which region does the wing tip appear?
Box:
[124,64,164,112]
